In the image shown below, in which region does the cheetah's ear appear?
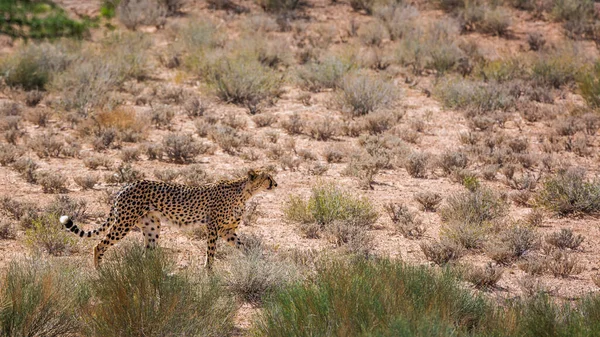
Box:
[247,169,258,180]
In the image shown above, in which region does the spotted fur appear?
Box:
[60,169,277,269]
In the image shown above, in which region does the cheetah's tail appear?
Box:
[60,216,109,238]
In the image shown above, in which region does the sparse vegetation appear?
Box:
[536,168,600,216]
[546,228,584,250]
[384,203,426,239]
[336,73,398,116]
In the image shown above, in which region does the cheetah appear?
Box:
[60,169,277,269]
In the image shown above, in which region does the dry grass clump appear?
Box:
[74,175,99,190]
[536,168,600,216]
[404,151,430,178]
[548,250,583,278]
[296,55,354,92]
[531,47,581,89]
[336,73,398,116]
[28,133,65,158]
[105,163,145,185]
[437,150,468,176]
[384,203,426,239]
[0,220,16,240]
[114,0,181,30]
[221,245,299,304]
[161,133,207,164]
[0,143,24,166]
[434,77,517,115]
[208,125,248,154]
[153,168,181,183]
[0,259,82,337]
[486,225,540,265]
[36,171,68,194]
[280,113,305,135]
[545,228,584,250]
[0,197,41,230]
[464,263,504,290]
[414,191,442,212]
[420,239,464,265]
[578,61,600,109]
[284,182,378,241]
[12,157,39,184]
[84,155,113,170]
[306,117,340,141]
[458,4,512,36]
[84,243,235,337]
[0,42,74,91]
[253,113,277,127]
[440,187,508,249]
[517,255,548,276]
[206,57,284,114]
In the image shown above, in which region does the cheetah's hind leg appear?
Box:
[137,212,162,249]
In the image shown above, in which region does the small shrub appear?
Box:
[437,150,468,175]
[548,250,583,278]
[284,182,378,235]
[26,108,52,127]
[256,0,302,12]
[578,61,600,109]
[25,217,78,256]
[84,155,113,170]
[384,203,426,239]
[1,43,74,91]
[307,117,339,141]
[336,73,398,116]
[486,225,540,265]
[296,56,354,92]
[105,163,145,184]
[545,228,584,250]
[84,243,235,336]
[208,125,245,154]
[280,113,304,135]
[464,263,503,289]
[0,220,16,240]
[162,133,202,164]
[115,0,167,29]
[0,259,81,337]
[527,32,546,51]
[414,191,442,212]
[420,240,464,265]
[0,143,23,166]
[206,57,284,114]
[536,168,600,216]
[221,247,298,304]
[434,77,517,114]
[13,157,38,183]
[518,256,548,275]
[404,151,430,178]
[531,48,580,89]
[74,175,99,190]
[253,113,277,128]
[36,171,68,193]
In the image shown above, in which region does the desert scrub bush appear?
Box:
[114,0,167,29]
[0,220,16,240]
[536,168,600,216]
[83,155,113,170]
[105,163,145,185]
[12,157,39,184]
[0,42,75,91]
[437,150,468,176]
[284,182,378,235]
[374,4,419,41]
[531,47,582,89]
[208,125,247,154]
[100,31,152,81]
[486,225,540,265]
[458,4,511,36]
[414,191,442,212]
[296,55,354,92]
[82,243,235,337]
[25,216,78,256]
[440,187,508,249]
[404,151,430,178]
[36,171,68,194]
[434,77,517,114]
[384,203,426,239]
[464,263,504,290]
[0,143,23,166]
[545,228,584,250]
[162,133,204,164]
[255,0,302,12]
[0,259,84,337]
[220,244,299,304]
[256,257,492,336]
[548,250,582,278]
[280,112,305,135]
[206,57,284,114]
[420,239,464,265]
[578,61,600,109]
[336,73,398,116]
[74,175,99,190]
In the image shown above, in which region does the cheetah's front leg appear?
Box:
[205,225,218,270]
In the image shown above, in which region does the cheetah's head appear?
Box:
[247,169,277,192]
